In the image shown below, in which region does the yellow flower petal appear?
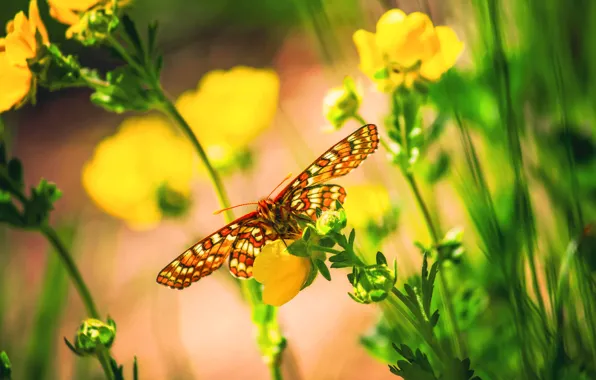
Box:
[353,29,384,79]
[48,1,80,25]
[82,115,195,229]
[420,26,464,81]
[0,52,31,112]
[4,12,36,65]
[49,0,100,13]
[28,0,49,45]
[175,66,279,174]
[253,240,311,306]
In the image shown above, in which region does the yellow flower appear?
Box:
[253,240,312,306]
[0,0,49,112]
[82,115,195,230]
[343,185,391,228]
[176,66,280,172]
[353,9,464,92]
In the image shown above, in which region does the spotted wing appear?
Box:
[275,124,379,205]
[156,212,258,289]
[289,184,347,221]
[228,220,279,279]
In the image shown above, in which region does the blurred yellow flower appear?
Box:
[176,66,280,172]
[343,184,391,228]
[353,9,464,92]
[253,239,311,306]
[82,115,195,230]
[0,0,49,112]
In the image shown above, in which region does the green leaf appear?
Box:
[318,236,336,248]
[301,262,318,290]
[121,15,144,62]
[286,239,310,257]
[0,140,7,166]
[389,344,437,379]
[315,207,323,218]
[23,179,62,227]
[7,159,23,188]
[315,259,331,281]
[425,151,450,184]
[0,351,11,380]
[147,21,159,57]
[439,357,482,380]
[133,356,139,380]
[302,226,312,242]
[90,68,154,113]
[348,228,356,247]
[376,251,388,266]
[0,200,24,228]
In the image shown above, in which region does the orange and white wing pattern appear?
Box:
[289,184,347,221]
[276,124,379,203]
[156,212,258,289]
[228,220,279,279]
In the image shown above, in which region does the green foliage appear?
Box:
[24,225,76,380]
[0,145,62,229]
[0,352,11,380]
[389,344,482,380]
[393,254,440,330]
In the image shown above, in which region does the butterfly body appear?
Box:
[157,124,379,290]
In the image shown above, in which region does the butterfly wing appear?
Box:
[276,124,379,216]
[289,184,347,221]
[156,212,258,289]
[228,219,279,279]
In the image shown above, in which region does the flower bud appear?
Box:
[69,318,117,356]
[315,209,347,235]
[322,77,361,130]
[348,263,397,304]
[67,7,120,46]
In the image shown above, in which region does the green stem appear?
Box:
[404,173,464,358]
[154,84,288,380]
[38,224,114,380]
[39,224,100,319]
[107,31,292,380]
[156,99,234,222]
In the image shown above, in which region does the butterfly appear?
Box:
[156,124,379,289]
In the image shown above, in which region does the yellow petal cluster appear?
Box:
[82,115,195,230]
[253,240,312,306]
[353,9,464,92]
[0,0,49,112]
[176,66,280,171]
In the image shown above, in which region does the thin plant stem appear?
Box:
[404,173,464,358]
[356,112,464,357]
[156,99,234,221]
[105,33,294,380]
[38,224,114,380]
[39,224,100,318]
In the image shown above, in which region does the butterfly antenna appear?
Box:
[268,172,293,199]
[213,202,258,215]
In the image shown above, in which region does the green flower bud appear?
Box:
[69,318,117,356]
[348,263,397,304]
[315,209,347,235]
[68,7,120,46]
[323,77,361,130]
[156,183,191,219]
